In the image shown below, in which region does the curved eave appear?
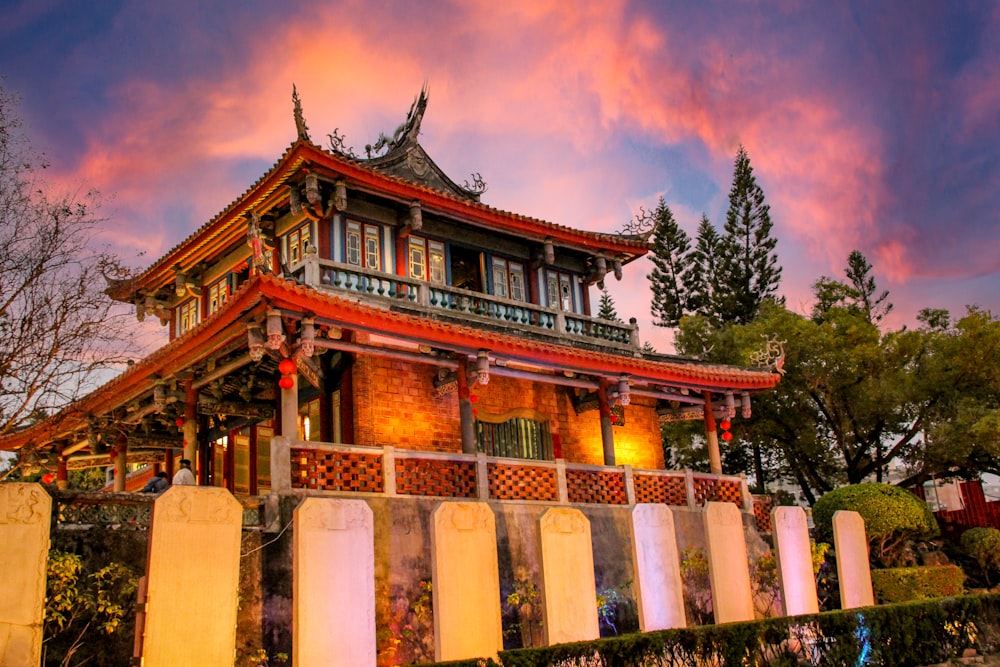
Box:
[7,274,779,452]
[122,140,650,299]
[252,275,778,390]
[0,277,267,451]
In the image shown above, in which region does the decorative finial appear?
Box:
[293,84,310,142]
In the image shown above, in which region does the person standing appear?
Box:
[172,458,196,485]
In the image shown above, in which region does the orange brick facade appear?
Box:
[348,351,665,470]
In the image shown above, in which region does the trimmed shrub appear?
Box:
[812,483,939,566]
[427,594,1000,667]
[961,526,1000,585]
[871,565,966,603]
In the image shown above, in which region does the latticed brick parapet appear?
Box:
[487,462,559,501]
[283,440,750,513]
[395,457,477,498]
[566,469,627,504]
[692,476,744,507]
[291,448,384,493]
[753,495,774,532]
[633,473,687,505]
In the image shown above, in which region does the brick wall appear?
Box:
[349,350,664,469]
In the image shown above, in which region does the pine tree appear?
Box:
[598,289,621,322]
[687,214,722,322]
[716,145,782,324]
[646,198,693,328]
[846,250,893,324]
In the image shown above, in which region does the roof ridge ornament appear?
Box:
[292,84,311,142]
[365,83,429,158]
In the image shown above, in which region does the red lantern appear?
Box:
[720,419,731,431]
[278,375,295,390]
[175,417,185,428]
[41,473,55,484]
[278,358,296,375]
[721,431,734,442]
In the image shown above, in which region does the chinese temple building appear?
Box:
[0,87,778,492]
[0,87,788,664]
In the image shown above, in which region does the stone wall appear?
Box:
[259,495,765,665]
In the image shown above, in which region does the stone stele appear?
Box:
[772,505,820,616]
[431,501,502,662]
[294,497,375,667]
[704,501,755,623]
[630,503,686,631]
[141,486,243,666]
[832,510,875,608]
[0,483,51,667]
[539,507,600,645]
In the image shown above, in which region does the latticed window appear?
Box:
[476,414,553,461]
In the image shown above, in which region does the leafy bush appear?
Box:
[812,483,939,567]
[44,550,139,667]
[962,527,1000,585]
[679,548,712,625]
[871,565,965,603]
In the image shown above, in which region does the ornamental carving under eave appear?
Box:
[750,334,786,375]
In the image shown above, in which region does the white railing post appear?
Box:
[740,473,754,513]
[271,435,292,494]
[629,318,640,348]
[383,446,397,497]
[476,452,490,500]
[418,284,430,307]
[623,464,636,505]
[556,459,569,504]
[685,468,697,508]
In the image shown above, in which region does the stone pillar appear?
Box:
[631,504,686,631]
[597,379,615,466]
[294,498,375,667]
[142,487,243,666]
[832,510,874,608]
[281,373,298,441]
[539,508,599,644]
[432,502,502,662]
[270,435,292,494]
[771,506,819,616]
[0,483,51,667]
[703,501,754,623]
[183,378,197,463]
[703,392,722,475]
[457,358,476,454]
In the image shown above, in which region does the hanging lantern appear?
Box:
[721,431,734,442]
[175,417,185,428]
[42,473,55,484]
[278,358,297,375]
[278,376,295,390]
[720,419,731,431]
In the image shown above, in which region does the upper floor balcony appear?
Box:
[288,253,641,354]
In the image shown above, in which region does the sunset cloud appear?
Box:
[2,0,997,346]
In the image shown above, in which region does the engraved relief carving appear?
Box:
[299,499,370,531]
[441,502,491,532]
[542,508,587,534]
[158,488,239,524]
[0,483,49,525]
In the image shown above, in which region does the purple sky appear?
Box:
[2,0,997,352]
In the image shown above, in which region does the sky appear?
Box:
[1,0,998,353]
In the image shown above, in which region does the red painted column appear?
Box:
[597,378,616,466]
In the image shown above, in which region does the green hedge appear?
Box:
[422,594,1000,667]
[871,565,966,603]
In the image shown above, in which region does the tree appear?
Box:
[687,214,722,322]
[598,289,621,322]
[716,145,782,324]
[0,84,134,439]
[646,198,693,328]
[812,250,892,324]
